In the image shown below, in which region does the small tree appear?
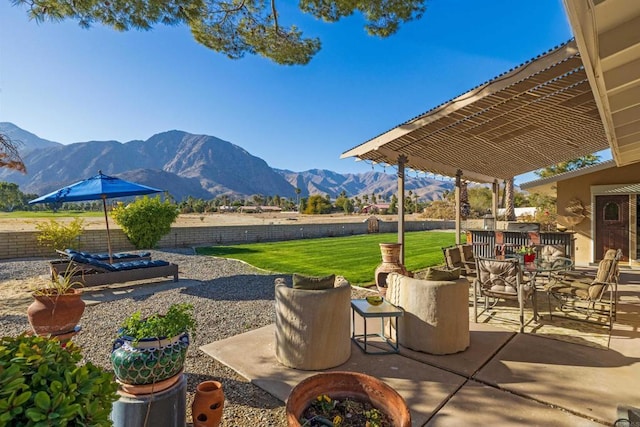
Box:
[111,196,179,249]
[303,195,332,214]
[35,218,85,254]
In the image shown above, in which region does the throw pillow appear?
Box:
[423,267,461,281]
[292,273,335,290]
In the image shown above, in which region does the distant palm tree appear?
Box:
[295,188,301,207]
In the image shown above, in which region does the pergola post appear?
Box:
[397,155,407,264]
[455,170,462,244]
[492,180,499,222]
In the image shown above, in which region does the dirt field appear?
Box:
[0,212,424,232]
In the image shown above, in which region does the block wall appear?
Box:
[0,220,453,260]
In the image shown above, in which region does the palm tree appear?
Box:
[295,188,301,208]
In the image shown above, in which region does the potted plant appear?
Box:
[0,333,118,426]
[286,371,411,427]
[27,264,85,337]
[110,303,196,395]
[517,246,536,263]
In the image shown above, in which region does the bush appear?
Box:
[35,218,85,254]
[0,334,118,427]
[111,196,179,249]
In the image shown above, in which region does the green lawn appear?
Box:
[196,231,456,285]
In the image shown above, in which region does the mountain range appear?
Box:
[0,122,453,202]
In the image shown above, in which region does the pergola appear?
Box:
[564,0,640,167]
[341,40,611,261]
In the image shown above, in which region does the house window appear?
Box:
[604,202,620,221]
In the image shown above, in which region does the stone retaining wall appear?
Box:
[0,219,453,260]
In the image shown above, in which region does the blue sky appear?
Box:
[0,0,609,183]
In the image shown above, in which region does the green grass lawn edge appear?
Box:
[196,231,457,286]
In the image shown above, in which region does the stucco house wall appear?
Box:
[554,162,640,266]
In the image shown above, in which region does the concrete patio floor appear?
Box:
[201,271,640,426]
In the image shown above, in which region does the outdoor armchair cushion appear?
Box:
[538,245,565,261]
[292,273,336,290]
[417,267,461,281]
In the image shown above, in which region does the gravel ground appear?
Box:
[0,249,373,426]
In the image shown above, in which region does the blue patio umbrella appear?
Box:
[29,171,163,261]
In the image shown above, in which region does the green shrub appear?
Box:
[35,218,85,254]
[0,334,118,427]
[111,196,179,249]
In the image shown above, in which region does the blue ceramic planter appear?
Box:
[111,332,189,385]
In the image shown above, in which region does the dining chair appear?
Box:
[442,245,476,277]
[474,257,537,333]
[545,248,621,329]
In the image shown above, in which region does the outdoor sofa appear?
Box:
[50,253,178,287]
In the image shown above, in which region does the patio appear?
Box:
[201,269,640,426]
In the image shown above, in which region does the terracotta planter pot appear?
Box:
[375,243,408,297]
[27,289,85,336]
[192,380,224,427]
[286,371,411,427]
[117,370,183,396]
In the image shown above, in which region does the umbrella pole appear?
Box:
[102,196,113,263]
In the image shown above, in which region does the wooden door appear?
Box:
[595,195,629,261]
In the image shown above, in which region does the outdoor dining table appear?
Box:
[492,255,574,322]
[521,257,574,291]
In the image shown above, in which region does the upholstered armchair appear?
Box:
[274,275,351,370]
[386,272,469,355]
[474,257,536,333]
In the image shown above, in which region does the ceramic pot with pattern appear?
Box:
[110,332,189,394]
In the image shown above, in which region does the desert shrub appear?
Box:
[35,218,85,253]
[111,196,179,249]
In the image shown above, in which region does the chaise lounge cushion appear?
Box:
[69,254,169,272]
[64,248,151,261]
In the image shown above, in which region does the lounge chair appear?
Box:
[52,253,178,287]
[51,249,152,275]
